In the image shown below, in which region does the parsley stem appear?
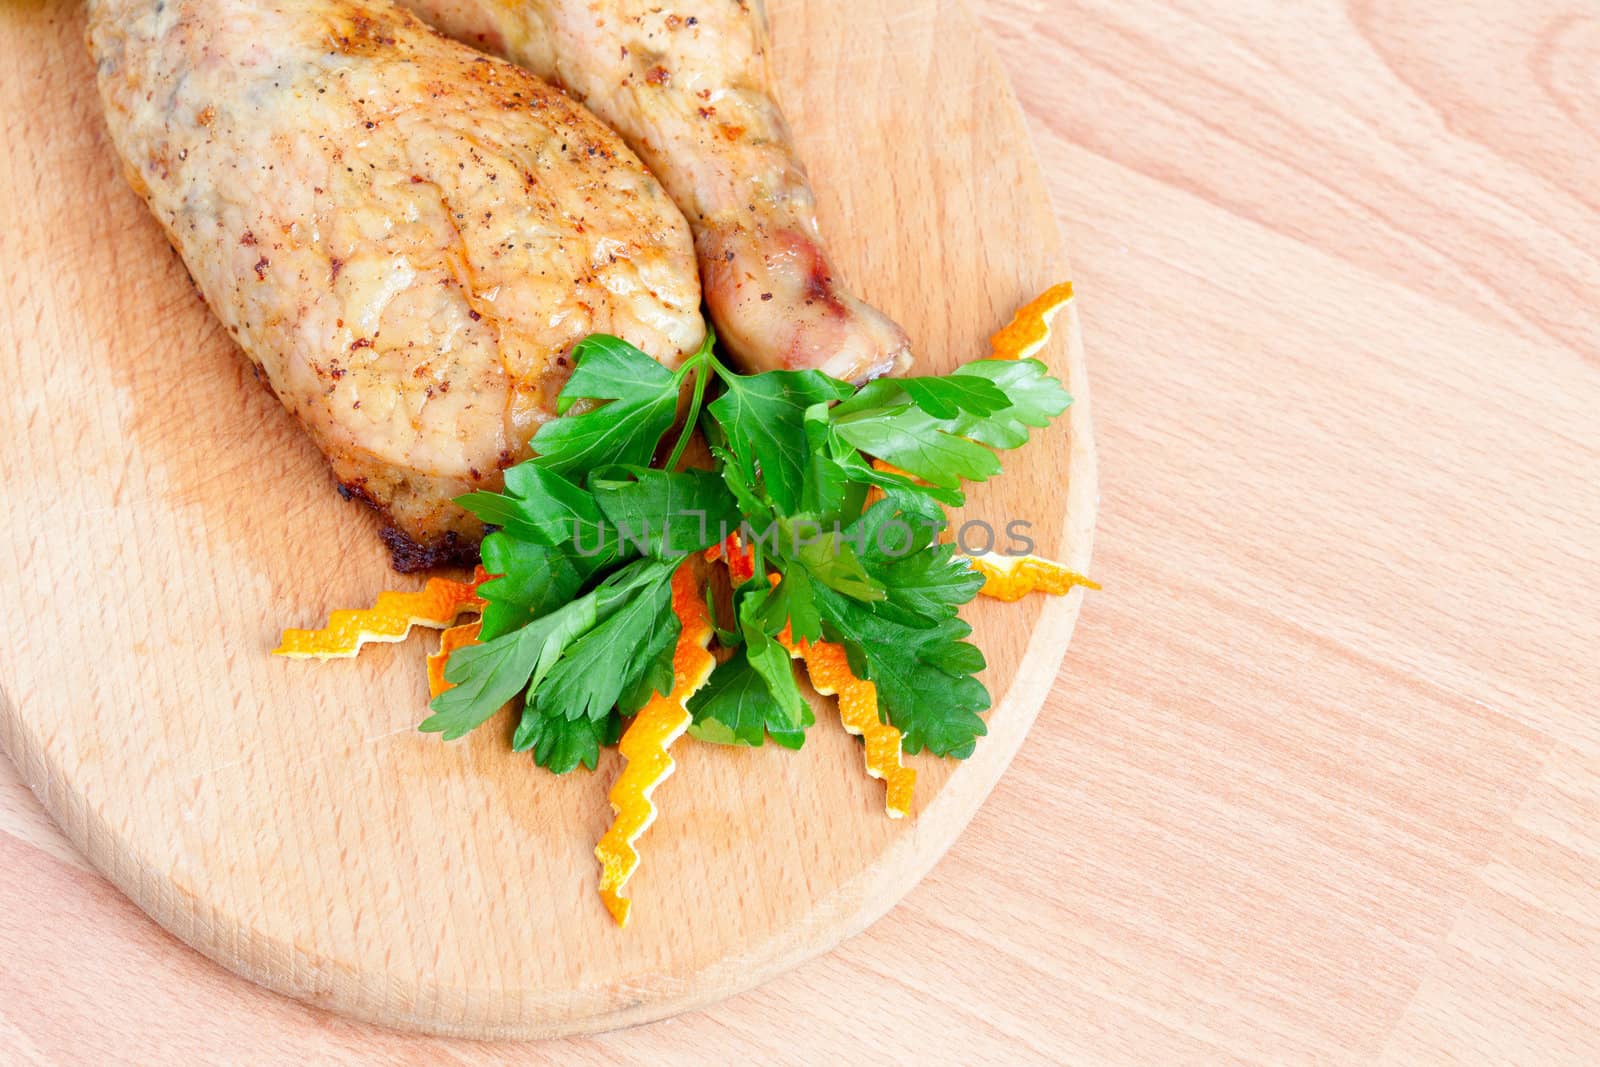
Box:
[665,359,709,472]
[749,534,765,584]
[664,326,716,471]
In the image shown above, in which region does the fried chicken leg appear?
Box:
[89,0,704,569]
[399,0,914,382]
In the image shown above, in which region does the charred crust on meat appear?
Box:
[338,480,482,573]
[336,477,376,506]
[380,527,480,574]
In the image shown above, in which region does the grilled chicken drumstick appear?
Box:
[89,0,705,569]
[399,0,913,382]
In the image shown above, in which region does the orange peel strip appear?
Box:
[965,553,1100,602]
[989,281,1074,361]
[427,621,483,698]
[595,562,716,926]
[273,566,489,660]
[704,531,755,585]
[779,632,915,819]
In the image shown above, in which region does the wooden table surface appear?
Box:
[3,0,1597,1062]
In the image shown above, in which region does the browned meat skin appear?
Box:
[88,0,705,569]
[398,0,914,382]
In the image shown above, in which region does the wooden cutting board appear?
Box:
[0,0,1094,1039]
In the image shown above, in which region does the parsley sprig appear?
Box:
[421,328,1072,771]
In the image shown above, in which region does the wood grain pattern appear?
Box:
[0,0,1093,1043]
[4,0,1599,1062]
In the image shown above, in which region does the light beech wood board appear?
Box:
[4,0,1599,1064]
[0,0,1095,1043]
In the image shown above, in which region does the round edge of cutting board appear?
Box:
[0,291,1095,1039]
[0,0,1097,1039]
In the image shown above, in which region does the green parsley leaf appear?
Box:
[798,402,855,517]
[512,708,622,773]
[826,359,1071,489]
[920,636,987,677]
[708,442,773,532]
[705,581,741,648]
[457,464,609,550]
[765,715,810,750]
[617,628,678,716]
[848,493,948,564]
[529,335,682,474]
[832,372,1009,422]
[872,542,986,626]
[708,369,853,512]
[789,523,886,603]
[942,360,1072,449]
[687,655,767,747]
[897,374,1011,419]
[834,450,965,509]
[421,558,673,740]
[533,565,675,721]
[473,534,587,641]
[736,586,807,731]
[810,582,991,758]
[830,405,1001,489]
[688,650,813,750]
[590,466,742,558]
[417,618,561,742]
[760,566,821,645]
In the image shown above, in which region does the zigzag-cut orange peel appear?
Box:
[595,562,716,926]
[989,281,1074,361]
[965,553,1099,602]
[427,621,484,697]
[780,630,916,819]
[273,567,489,659]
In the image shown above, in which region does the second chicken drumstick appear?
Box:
[401,0,915,382]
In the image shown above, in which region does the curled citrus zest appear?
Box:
[427,621,483,698]
[779,630,915,819]
[595,562,716,926]
[965,553,1099,602]
[704,531,755,584]
[273,567,489,659]
[989,281,1074,361]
